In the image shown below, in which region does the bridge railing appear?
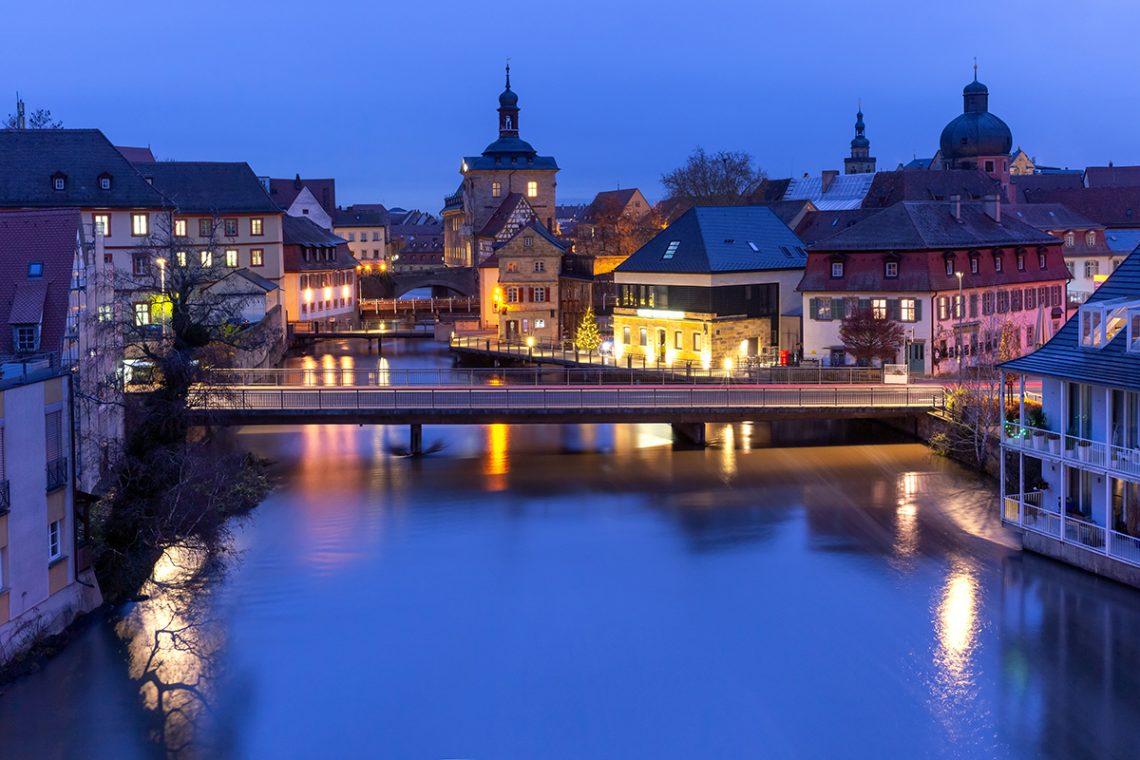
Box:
[190,384,946,413]
[288,320,434,336]
[360,297,478,315]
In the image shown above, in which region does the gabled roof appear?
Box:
[268,176,336,213]
[862,169,1001,208]
[782,173,876,210]
[1002,250,1140,391]
[282,214,346,247]
[332,206,390,227]
[616,206,807,275]
[582,188,648,222]
[476,193,533,239]
[136,162,280,214]
[0,129,168,209]
[1021,187,1140,228]
[809,201,1056,252]
[1012,172,1085,203]
[757,200,816,228]
[794,208,882,246]
[901,158,933,170]
[494,219,566,252]
[116,145,155,164]
[1105,229,1140,255]
[1084,166,1140,188]
[0,208,80,354]
[1004,203,1101,232]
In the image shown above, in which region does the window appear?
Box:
[49,520,62,561]
[968,293,979,318]
[492,181,502,198]
[693,332,702,351]
[98,305,113,322]
[524,236,533,248]
[994,255,1003,273]
[52,175,66,191]
[639,327,647,346]
[885,261,898,278]
[1086,231,1096,246]
[251,249,264,267]
[225,249,238,268]
[675,331,683,350]
[623,326,631,345]
[535,319,546,329]
[984,160,995,173]
[175,251,187,267]
[506,261,519,273]
[99,175,112,190]
[816,298,832,321]
[534,260,545,272]
[132,254,149,276]
[134,302,150,326]
[200,250,213,267]
[1016,251,1025,271]
[997,290,1010,313]
[347,232,356,242]
[251,218,264,236]
[1065,261,1075,277]
[1039,251,1048,269]
[93,214,111,236]
[871,298,888,320]
[1011,289,1023,311]
[372,232,381,241]
[27,262,43,278]
[900,298,917,322]
[506,287,519,303]
[1026,325,1035,347]
[199,219,212,237]
[1025,287,1036,310]
[831,261,844,278]
[663,241,680,260]
[224,218,238,237]
[937,297,950,321]
[945,257,955,276]
[952,294,964,319]
[1064,232,1075,247]
[14,325,38,352]
[533,287,547,303]
[1084,260,1100,278]
[174,219,187,237]
[131,213,148,236]
[970,256,979,274]
[526,181,538,198]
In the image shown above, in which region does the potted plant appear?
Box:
[1047,432,1061,455]
[1077,439,1092,462]
[1032,429,1046,450]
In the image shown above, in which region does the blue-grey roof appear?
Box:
[1002,249,1140,391]
[615,206,807,274]
[463,153,559,171]
[1105,229,1140,254]
[136,161,280,214]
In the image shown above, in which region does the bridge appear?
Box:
[360,267,477,298]
[188,383,945,454]
[288,320,437,346]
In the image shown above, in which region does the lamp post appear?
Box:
[955,271,964,383]
[155,257,167,337]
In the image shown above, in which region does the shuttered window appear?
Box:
[46,410,63,461]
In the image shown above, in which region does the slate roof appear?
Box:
[136,162,280,214]
[862,169,1002,208]
[1012,173,1085,203]
[463,153,559,171]
[808,201,1056,252]
[745,178,791,204]
[269,176,336,213]
[758,200,815,228]
[1002,249,1140,391]
[794,208,882,246]
[116,145,155,164]
[282,214,347,247]
[616,206,807,275]
[0,208,80,354]
[1022,187,1140,228]
[0,129,168,209]
[1084,166,1140,188]
[1105,229,1140,254]
[332,206,390,227]
[1004,203,1101,232]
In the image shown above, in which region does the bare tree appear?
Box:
[660,148,764,207]
[838,307,906,365]
[5,104,62,129]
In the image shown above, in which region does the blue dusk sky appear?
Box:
[5,0,1136,211]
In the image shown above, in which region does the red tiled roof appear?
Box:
[269,176,336,213]
[0,208,80,355]
[1084,166,1140,188]
[1023,187,1140,228]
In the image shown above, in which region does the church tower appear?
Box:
[498,64,519,137]
[844,105,876,174]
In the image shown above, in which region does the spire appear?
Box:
[497,63,520,137]
[505,60,511,91]
[973,57,978,81]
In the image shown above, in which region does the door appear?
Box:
[908,342,926,374]
[505,320,519,341]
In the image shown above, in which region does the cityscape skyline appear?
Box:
[4,0,1136,209]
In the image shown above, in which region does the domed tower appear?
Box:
[939,67,1013,199]
[498,64,519,137]
[844,104,876,175]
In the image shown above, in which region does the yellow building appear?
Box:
[494,222,565,342]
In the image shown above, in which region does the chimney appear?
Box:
[950,194,962,220]
[821,170,839,193]
[984,193,1001,222]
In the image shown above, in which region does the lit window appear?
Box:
[527,181,538,198]
[131,213,149,236]
[251,218,264,236]
[885,261,898,278]
[831,261,844,278]
[98,305,113,322]
[816,298,832,320]
[535,319,546,328]
[953,294,965,318]
[49,520,62,561]
[175,251,187,267]
[1064,232,1075,247]
[251,249,263,267]
[93,214,110,236]
[534,260,545,273]
[200,250,213,267]
[506,261,519,273]
[900,298,916,322]
[945,257,955,276]
[174,219,187,237]
[492,181,502,198]
[134,302,151,326]
[225,249,239,268]
[224,219,238,237]
[872,298,888,320]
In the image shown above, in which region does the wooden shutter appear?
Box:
[889,299,901,321]
[46,410,63,461]
[914,300,923,321]
[809,298,819,320]
[833,298,846,319]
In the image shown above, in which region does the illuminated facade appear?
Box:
[282,216,358,326]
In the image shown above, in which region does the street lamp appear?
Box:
[155,257,167,293]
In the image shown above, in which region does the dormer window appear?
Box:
[1016,249,1026,271]
[1038,249,1048,269]
[831,260,844,278]
[969,255,979,275]
[51,172,67,191]
[1064,232,1075,247]
[944,254,955,277]
[1079,297,1140,349]
[993,250,1004,273]
[13,325,40,353]
[884,260,898,278]
[98,173,112,191]
[27,262,43,278]
[1086,231,1096,246]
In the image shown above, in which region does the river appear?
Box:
[1,339,1138,759]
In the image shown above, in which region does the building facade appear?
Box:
[442,66,559,268]
[282,216,358,327]
[332,206,389,263]
[493,222,565,342]
[1005,203,1121,306]
[1000,250,1140,586]
[800,197,1069,374]
[613,206,808,369]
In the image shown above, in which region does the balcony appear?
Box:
[1002,423,1140,481]
[1001,491,1140,567]
[46,457,68,492]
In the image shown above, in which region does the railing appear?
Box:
[0,352,62,390]
[46,457,68,492]
[1004,491,1140,568]
[1002,423,1140,481]
[450,335,887,384]
[360,297,478,315]
[1023,503,1062,538]
[190,384,945,414]
[1065,515,1106,551]
[0,479,8,513]
[1109,531,1140,565]
[288,320,434,336]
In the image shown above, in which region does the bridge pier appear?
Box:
[671,422,707,448]
[409,423,423,457]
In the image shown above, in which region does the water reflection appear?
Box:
[484,423,509,491]
[720,423,736,481]
[931,556,982,744]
